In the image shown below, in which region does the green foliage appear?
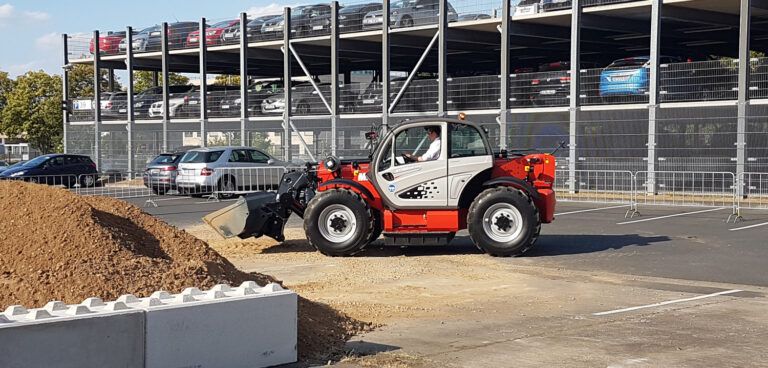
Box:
[213,75,240,86]
[249,131,275,154]
[134,71,190,92]
[0,71,63,153]
[68,64,123,97]
[0,71,14,119]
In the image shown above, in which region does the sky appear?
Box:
[0,0,289,77]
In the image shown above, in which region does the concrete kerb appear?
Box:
[0,282,298,368]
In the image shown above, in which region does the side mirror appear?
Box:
[415,4,424,9]
[267,159,275,165]
[365,131,378,140]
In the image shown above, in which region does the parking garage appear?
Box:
[62,0,768,181]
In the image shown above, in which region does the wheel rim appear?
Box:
[84,175,94,187]
[222,179,235,192]
[318,204,357,243]
[482,203,524,243]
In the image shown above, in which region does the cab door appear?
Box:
[373,122,448,209]
[446,123,494,207]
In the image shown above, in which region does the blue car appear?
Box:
[599,56,682,102]
[0,154,98,187]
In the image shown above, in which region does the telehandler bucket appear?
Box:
[202,192,287,241]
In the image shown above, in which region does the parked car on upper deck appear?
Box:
[131,85,196,118]
[541,0,572,12]
[261,82,335,115]
[260,4,331,36]
[309,3,382,32]
[362,0,458,30]
[90,31,126,55]
[599,56,682,102]
[186,19,239,47]
[118,22,197,52]
[100,92,128,118]
[221,15,280,42]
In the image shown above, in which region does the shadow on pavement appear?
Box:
[527,234,671,257]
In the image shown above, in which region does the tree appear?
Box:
[213,75,240,86]
[68,64,122,97]
[134,71,189,92]
[249,131,276,154]
[0,71,63,153]
[0,71,14,121]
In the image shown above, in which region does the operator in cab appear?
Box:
[404,126,441,162]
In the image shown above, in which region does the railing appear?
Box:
[209,166,288,199]
[659,60,739,103]
[554,169,635,205]
[739,172,768,210]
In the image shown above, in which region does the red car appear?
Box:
[89,31,126,55]
[186,19,239,47]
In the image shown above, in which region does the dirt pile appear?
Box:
[0,181,370,361]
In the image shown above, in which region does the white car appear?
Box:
[175,146,289,198]
[148,95,197,118]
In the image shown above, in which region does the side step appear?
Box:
[382,232,455,246]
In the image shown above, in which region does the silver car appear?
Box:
[175,146,288,198]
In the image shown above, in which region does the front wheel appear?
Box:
[80,174,97,188]
[467,187,541,257]
[304,189,372,256]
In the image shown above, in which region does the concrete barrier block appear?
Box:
[129,282,297,368]
[0,301,145,368]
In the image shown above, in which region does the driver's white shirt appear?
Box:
[420,138,441,161]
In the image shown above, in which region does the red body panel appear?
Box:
[90,36,125,54]
[315,152,557,234]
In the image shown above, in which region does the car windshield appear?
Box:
[151,154,180,164]
[607,58,649,69]
[24,156,50,167]
[212,20,235,28]
[292,6,311,16]
[139,25,160,35]
[392,0,415,9]
[180,150,224,163]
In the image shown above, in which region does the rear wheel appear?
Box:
[80,174,96,188]
[304,189,372,256]
[467,187,541,257]
[217,176,236,199]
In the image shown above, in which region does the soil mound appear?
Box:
[0,181,369,361]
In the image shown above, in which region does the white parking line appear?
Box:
[617,208,724,225]
[556,205,629,216]
[593,289,743,316]
[730,221,768,232]
[193,199,238,204]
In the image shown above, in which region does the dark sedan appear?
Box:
[309,3,382,33]
[142,147,196,194]
[0,154,98,187]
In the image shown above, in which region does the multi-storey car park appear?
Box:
[62,0,768,189]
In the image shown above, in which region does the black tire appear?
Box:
[296,102,310,115]
[304,189,373,256]
[217,176,236,199]
[151,187,168,196]
[467,187,541,257]
[80,174,96,188]
[368,209,383,244]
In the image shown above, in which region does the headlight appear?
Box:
[9,171,26,177]
[234,98,242,104]
[278,20,285,26]
[339,15,347,20]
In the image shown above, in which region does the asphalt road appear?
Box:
[126,195,768,287]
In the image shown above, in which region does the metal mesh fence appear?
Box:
[657,106,737,173]
[659,60,739,103]
[448,75,500,110]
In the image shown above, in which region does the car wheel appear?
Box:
[217,176,237,199]
[151,187,168,196]
[400,16,413,28]
[304,189,373,256]
[80,174,97,188]
[467,187,540,257]
[296,102,311,115]
[368,209,383,244]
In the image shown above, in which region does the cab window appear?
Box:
[449,124,487,158]
[393,126,441,165]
